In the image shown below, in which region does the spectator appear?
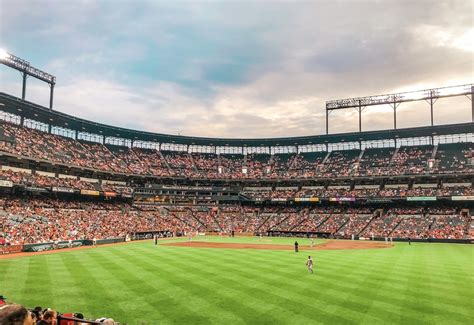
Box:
[37,309,56,325]
[0,304,34,325]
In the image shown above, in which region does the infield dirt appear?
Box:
[162,240,392,250]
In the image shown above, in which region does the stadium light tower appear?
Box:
[0,50,56,110]
[325,83,474,134]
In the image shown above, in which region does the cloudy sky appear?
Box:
[0,0,472,138]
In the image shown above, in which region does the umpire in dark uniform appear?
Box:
[294,241,299,253]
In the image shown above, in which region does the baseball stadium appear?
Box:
[0,2,473,325]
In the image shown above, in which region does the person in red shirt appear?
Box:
[0,295,7,306]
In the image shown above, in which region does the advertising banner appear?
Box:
[295,197,320,202]
[0,180,13,188]
[161,185,213,191]
[406,197,437,201]
[25,186,48,192]
[330,197,356,202]
[80,190,100,196]
[451,196,474,201]
[52,186,75,193]
[0,245,23,254]
[367,198,393,203]
[104,191,117,197]
[338,197,356,202]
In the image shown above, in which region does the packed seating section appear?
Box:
[1,121,472,179]
[0,121,471,246]
[1,198,470,245]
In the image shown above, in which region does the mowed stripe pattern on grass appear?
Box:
[1,238,473,325]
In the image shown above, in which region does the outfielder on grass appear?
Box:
[306,256,314,273]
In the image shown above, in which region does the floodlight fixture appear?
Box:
[0,49,8,60]
[325,83,473,134]
[0,51,56,109]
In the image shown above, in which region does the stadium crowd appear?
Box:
[1,167,470,200]
[1,121,472,180]
[0,121,471,249]
[242,185,472,200]
[0,170,133,194]
[1,198,470,246]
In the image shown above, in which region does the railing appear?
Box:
[57,314,103,324]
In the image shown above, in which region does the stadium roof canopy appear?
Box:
[0,92,472,147]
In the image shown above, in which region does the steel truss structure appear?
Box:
[0,52,56,109]
[1,51,472,134]
[325,84,474,134]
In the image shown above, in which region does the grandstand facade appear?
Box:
[0,91,473,251]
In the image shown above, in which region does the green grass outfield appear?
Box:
[1,236,472,325]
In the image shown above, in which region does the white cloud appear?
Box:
[0,0,472,139]
[413,25,474,53]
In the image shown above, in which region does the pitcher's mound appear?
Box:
[163,240,392,251]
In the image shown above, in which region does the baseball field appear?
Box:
[0,236,472,324]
